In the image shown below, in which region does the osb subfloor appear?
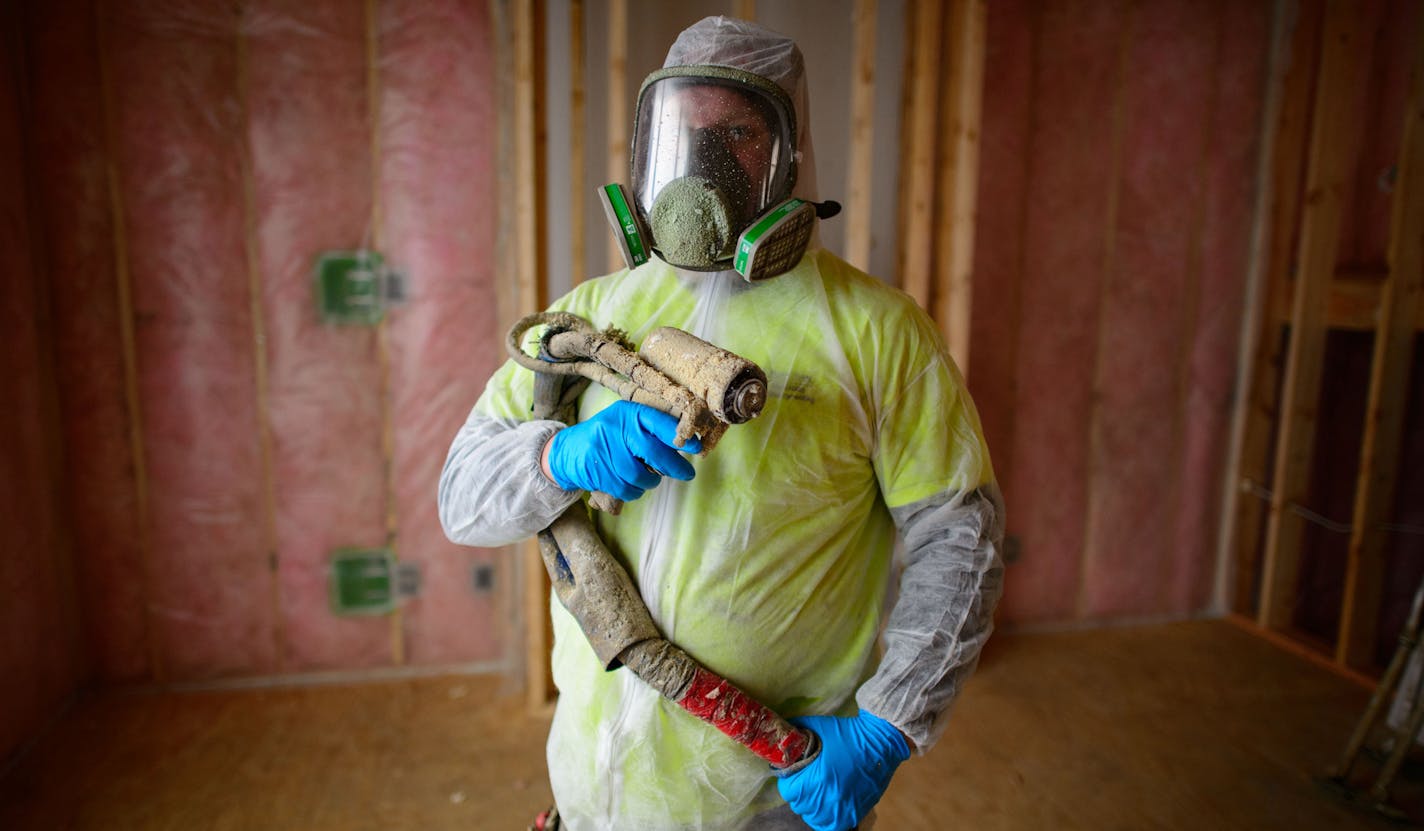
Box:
[1,619,1418,830]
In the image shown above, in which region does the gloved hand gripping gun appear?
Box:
[507,311,767,513]
[507,311,819,770]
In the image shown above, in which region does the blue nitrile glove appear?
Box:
[546,401,702,502]
[776,709,911,831]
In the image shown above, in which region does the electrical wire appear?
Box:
[1239,479,1424,538]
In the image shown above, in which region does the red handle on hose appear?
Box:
[674,666,818,768]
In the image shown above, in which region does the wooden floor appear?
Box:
[1,619,1416,830]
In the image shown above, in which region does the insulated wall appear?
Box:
[18,0,505,696]
[970,0,1272,624]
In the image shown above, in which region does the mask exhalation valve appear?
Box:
[649,176,738,268]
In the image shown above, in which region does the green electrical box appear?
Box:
[314,250,404,325]
[329,548,419,615]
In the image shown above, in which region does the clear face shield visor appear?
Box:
[629,68,799,272]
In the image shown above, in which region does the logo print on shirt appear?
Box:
[767,371,816,404]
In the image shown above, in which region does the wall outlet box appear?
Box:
[329,548,420,615]
[330,548,396,615]
[315,250,403,325]
[1004,535,1023,564]
[472,564,495,593]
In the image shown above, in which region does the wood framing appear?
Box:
[514,0,546,309]
[364,0,405,666]
[490,0,524,693]
[898,0,942,308]
[95,0,159,681]
[492,1,519,338]
[1257,0,1371,631]
[605,0,628,273]
[1336,40,1424,668]
[1268,265,1424,330]
[898,0,989,336]
[513,0,552,710]
[13,0,85,694]
[1218,0,1309,616]
[844,0,876,271]
[568,0,586,286]
[894,0,919,292]
[931,0,986,373]
[235,25,285,670]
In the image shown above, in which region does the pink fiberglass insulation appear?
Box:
[985,0,1272,623]
[0,22,84,757]
[1002,0,1128,623]
[378,0,502,665]
[968,0,1032,513]
[107,1,276,680]
[1079,0,1219,618]
[1167,0,1270,615]
[28,0,150,683]
[246,0,392,671]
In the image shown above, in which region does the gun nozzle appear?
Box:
[726,375,767,424]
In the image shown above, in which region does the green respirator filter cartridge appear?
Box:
[599,183,651,270]
[733,198,815,281]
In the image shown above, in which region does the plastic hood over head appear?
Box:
[662,16,818,204]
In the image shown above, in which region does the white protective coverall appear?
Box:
[438,17,1005,831]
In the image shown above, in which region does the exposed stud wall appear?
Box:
[1222,0,1322,620]
[1256,0,1378,634]
[1218,0,1423,673]
[1377,346,1424,665]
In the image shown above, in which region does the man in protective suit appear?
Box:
[439,15,1004,831]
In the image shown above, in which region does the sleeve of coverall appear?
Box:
[853,312,1006,753]
[439,277,613,548]
[438,409,582,548]
[855,486,1005,751]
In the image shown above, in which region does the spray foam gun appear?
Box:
[506,310,767,513]
[506,311,819,770]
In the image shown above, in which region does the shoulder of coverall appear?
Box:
[795,248,959,372]
[796,248,995,505]
[786,247,977,448]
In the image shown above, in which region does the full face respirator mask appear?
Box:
[599,66,839,281]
